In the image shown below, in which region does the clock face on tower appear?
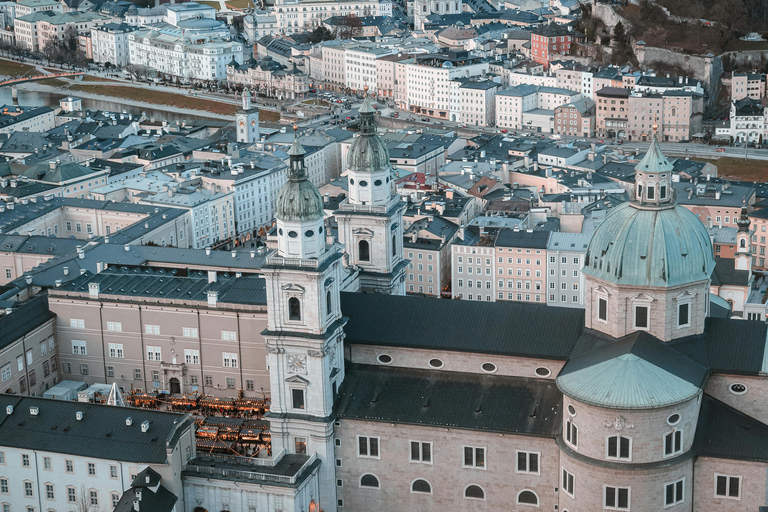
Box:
[251,119,257,126]
[239,120,245,127]
[287,354,307,374]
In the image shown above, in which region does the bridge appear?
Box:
[0,71,85,104]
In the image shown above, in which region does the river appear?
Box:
[4,87,218,123]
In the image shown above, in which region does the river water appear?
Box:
[4,87,216,123]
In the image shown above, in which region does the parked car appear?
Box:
[501,129,508,133]
[716,148,726,152]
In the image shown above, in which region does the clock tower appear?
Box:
[262,126,346,510]
[235,89,260,143]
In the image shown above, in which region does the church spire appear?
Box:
[737,198,751,233]
[288,123,308,181]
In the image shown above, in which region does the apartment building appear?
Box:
[459,80,498,127]
[553,97,595,137]
[591,67,626,99]
[555,64,593,98]
[595,86,629,138]
[49,266,271,397]
[634,75,704,96]
[321,43,347,89]
[272,0,390,34]
[0,297,58,396]
[227,58,310,100]
[749,208,768,268]
[404,214,459,297]
[530,22,576,69]
[674,179,755,235]
[495,84,580,132]
[546,231,589,308]
[36,11,108,51]
[731,72,766,101]
[90,22,136,67]
[406,50,489,121]
[715,97,766,144]
[344,45,396,92]
[375,52,414,99]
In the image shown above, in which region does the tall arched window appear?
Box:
[359,240,370,262]
[288,297,301,321]
[392,234,396,256]
[326,291,332,316]
[517,490,539,506]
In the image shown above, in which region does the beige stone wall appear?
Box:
[560,448,694,512]
[693,457,768,511]
[562,395,701,464]
[348,343,564,380]
[0,317,57,396]
[583,274,709,342]
[335,419,559,511]
[704,373,768,424]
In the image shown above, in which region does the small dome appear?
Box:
[583,202,715,287]
[275,132,324,222]
[557,331,708,409]
[347,97,392,175]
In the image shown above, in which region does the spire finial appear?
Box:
[363,83,369,95]
[293,123,298,133]
[653,116,658,136]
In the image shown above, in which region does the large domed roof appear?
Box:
[275,130,324,222]
[346,96,392,175]
[583,202,714,287]
[583,133,715,288]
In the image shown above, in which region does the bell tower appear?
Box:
[334,88,408,295]
[262,126,346,509]
[736,199,752,271]
[236,89,260,143]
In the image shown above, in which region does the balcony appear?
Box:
[183,451,316,486]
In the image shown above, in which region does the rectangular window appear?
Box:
[295,437,307,454]
[134,369,142,380]
[226,377,235,388]
[87,462,96,475]
[68,487,76,502]
[516,451,539,474]
[46,483,54,500]
[106,366,114,377]
[0,478,6,493]
[463,446,486,468]
[147,346,161,361]
[607,435,632,460]
[604,486,630,510]
[22,454,29,466]
[678,303,689,327]
[108,343,124,358]
[246,379,254,391]
[410,441,432,463]
[24,481,33,497]
[184,349,200,365]
[144,324,160,335]
[562,468,575,497]
[635,305,649,329]
[565,420,578,448]
[291,389,305,410]
[0,364,10,382]
[72,340,87,355]
[665,478,684,507]
[40,340,47,356]
[66,460,74,473]
[664,430,683,457]
[106,322,122,332]
[598,297,607,321]
[183,327,198,337]
[715,474,740,499]
[70,318,85,328]
[223,353,238,368]
[221,331,237,341]
[90,490,98,505]
[358,436,380,458]
[110,465,118,478]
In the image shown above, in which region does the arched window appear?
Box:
[411,479,431,494]
[326,291,332,316]
[360,474,379,488]
[741,238,746,248]
[465,485,485,500]
[517,490,539,505]
[288,297,301,321]
[359,240,370,262]
[392,234,396,256]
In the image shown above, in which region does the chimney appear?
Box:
[76,246,84,259]
[231,251,236,258]
[140,420,150,433]
[205,247,211,256]
[5,405,12,415]
[76,411,84,421]
[250,250,255,258]
[24,275,32,285]
[208,270,217,283]
[63,267,69,276]
[96,261,104,273]
[29,407,39,416]
[124,245,130,252]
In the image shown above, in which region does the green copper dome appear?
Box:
[583,134,715,287]
[275,130,325,222]
[347,96,392,175]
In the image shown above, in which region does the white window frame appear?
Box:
[410,478,433,495]
[462,446,486,470]
[664,477,684,508]
[714,474,741,500]
[562,468,575,497]
[516,450,540,475]
[144,324,160,335]
[633,304,649,330]
[223,352,238,368]
[358,473,381,489]
[146,346,161,361]
[70,319,85,328]
[676,292,692,328]
[108,343,123,359]
[663,429,683,458]
[603,485,631,510]
[409,440,432,464]
[72,340,87,356]
[605,434,632,461]
[565,419,578,449]
[597,295,608,323]
[182,327,198,337]
[106,322,122,332]
[185,349,200,365]
[357,435,380,459]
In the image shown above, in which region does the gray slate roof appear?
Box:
[0,395,193,463]
[336,363,561,436]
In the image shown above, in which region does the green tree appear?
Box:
[309,26,334,43]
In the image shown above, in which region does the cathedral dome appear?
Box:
[275,130,325,222]
[583,134,715,288]
[346,96,392,176]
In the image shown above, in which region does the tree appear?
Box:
[69,485,102,512]
[335,13,363,39]
[309,26,334,43]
